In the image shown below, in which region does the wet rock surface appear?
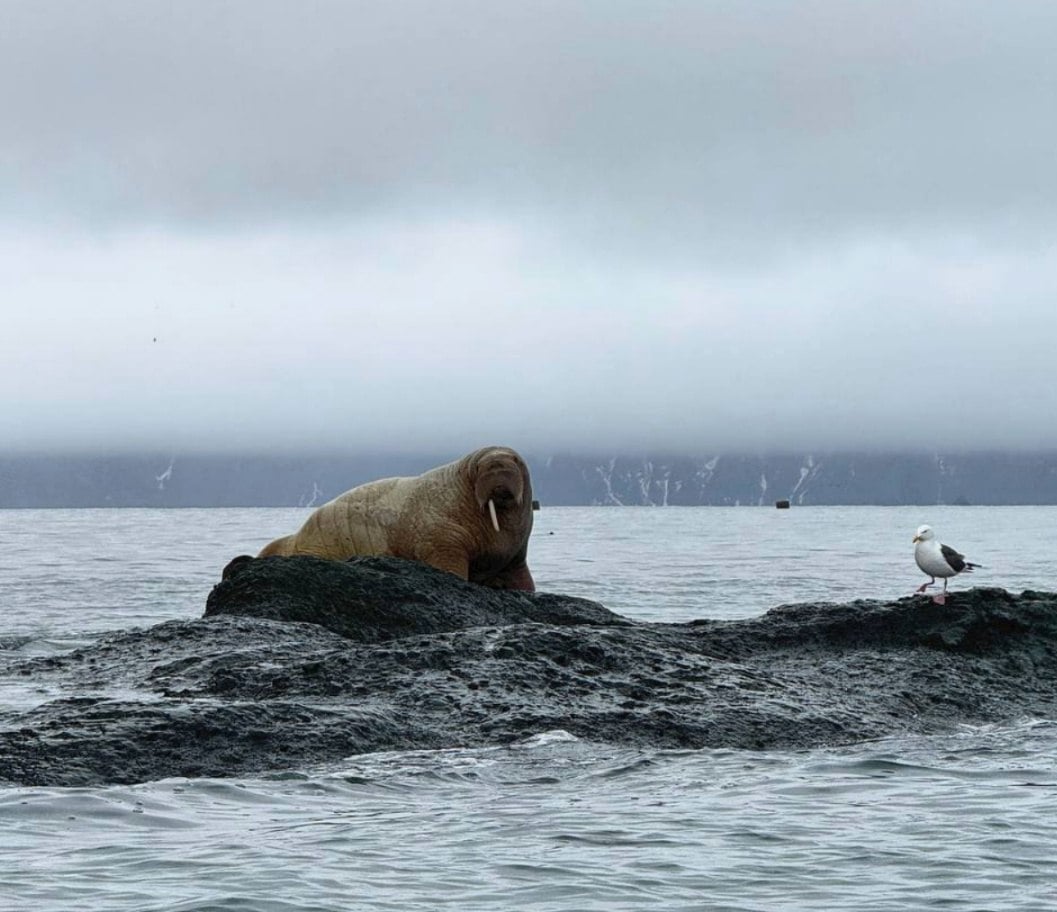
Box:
[2,555,1056,787]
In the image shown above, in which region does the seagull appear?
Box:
[912,525,980,604]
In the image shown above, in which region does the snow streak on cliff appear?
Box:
[3,451,1057,507]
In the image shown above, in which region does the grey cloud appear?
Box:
[4,1,1057,252]
[4,224,1056,454]
[4,1,1057,455]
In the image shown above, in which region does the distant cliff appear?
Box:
[537,452,1057,506]
[3,451,1057,508]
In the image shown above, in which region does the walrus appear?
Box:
[255,446,535,591]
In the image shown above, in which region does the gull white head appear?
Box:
[913,525,934,544]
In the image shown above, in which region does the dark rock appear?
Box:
[2,557,1057,786]
[205,555,625,641]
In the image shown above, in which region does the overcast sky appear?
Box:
[4,1,1057,455]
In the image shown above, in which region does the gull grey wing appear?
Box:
[940,543,967,573]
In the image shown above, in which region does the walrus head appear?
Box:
[470,447,529,533]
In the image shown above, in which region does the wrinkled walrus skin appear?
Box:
[257,446,535,591]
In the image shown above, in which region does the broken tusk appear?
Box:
[488,498,500,532]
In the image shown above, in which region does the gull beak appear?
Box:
[912,534,921,543]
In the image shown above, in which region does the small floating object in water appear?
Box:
[775,500,790,509]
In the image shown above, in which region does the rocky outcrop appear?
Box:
[2,556,1056,786]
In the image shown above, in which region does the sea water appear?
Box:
[2,506,1056,911]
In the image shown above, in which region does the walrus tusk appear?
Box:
[488,498,500,532]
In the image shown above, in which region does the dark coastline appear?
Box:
[4,450,1057,507]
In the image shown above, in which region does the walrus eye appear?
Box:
[488,499,500,532]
